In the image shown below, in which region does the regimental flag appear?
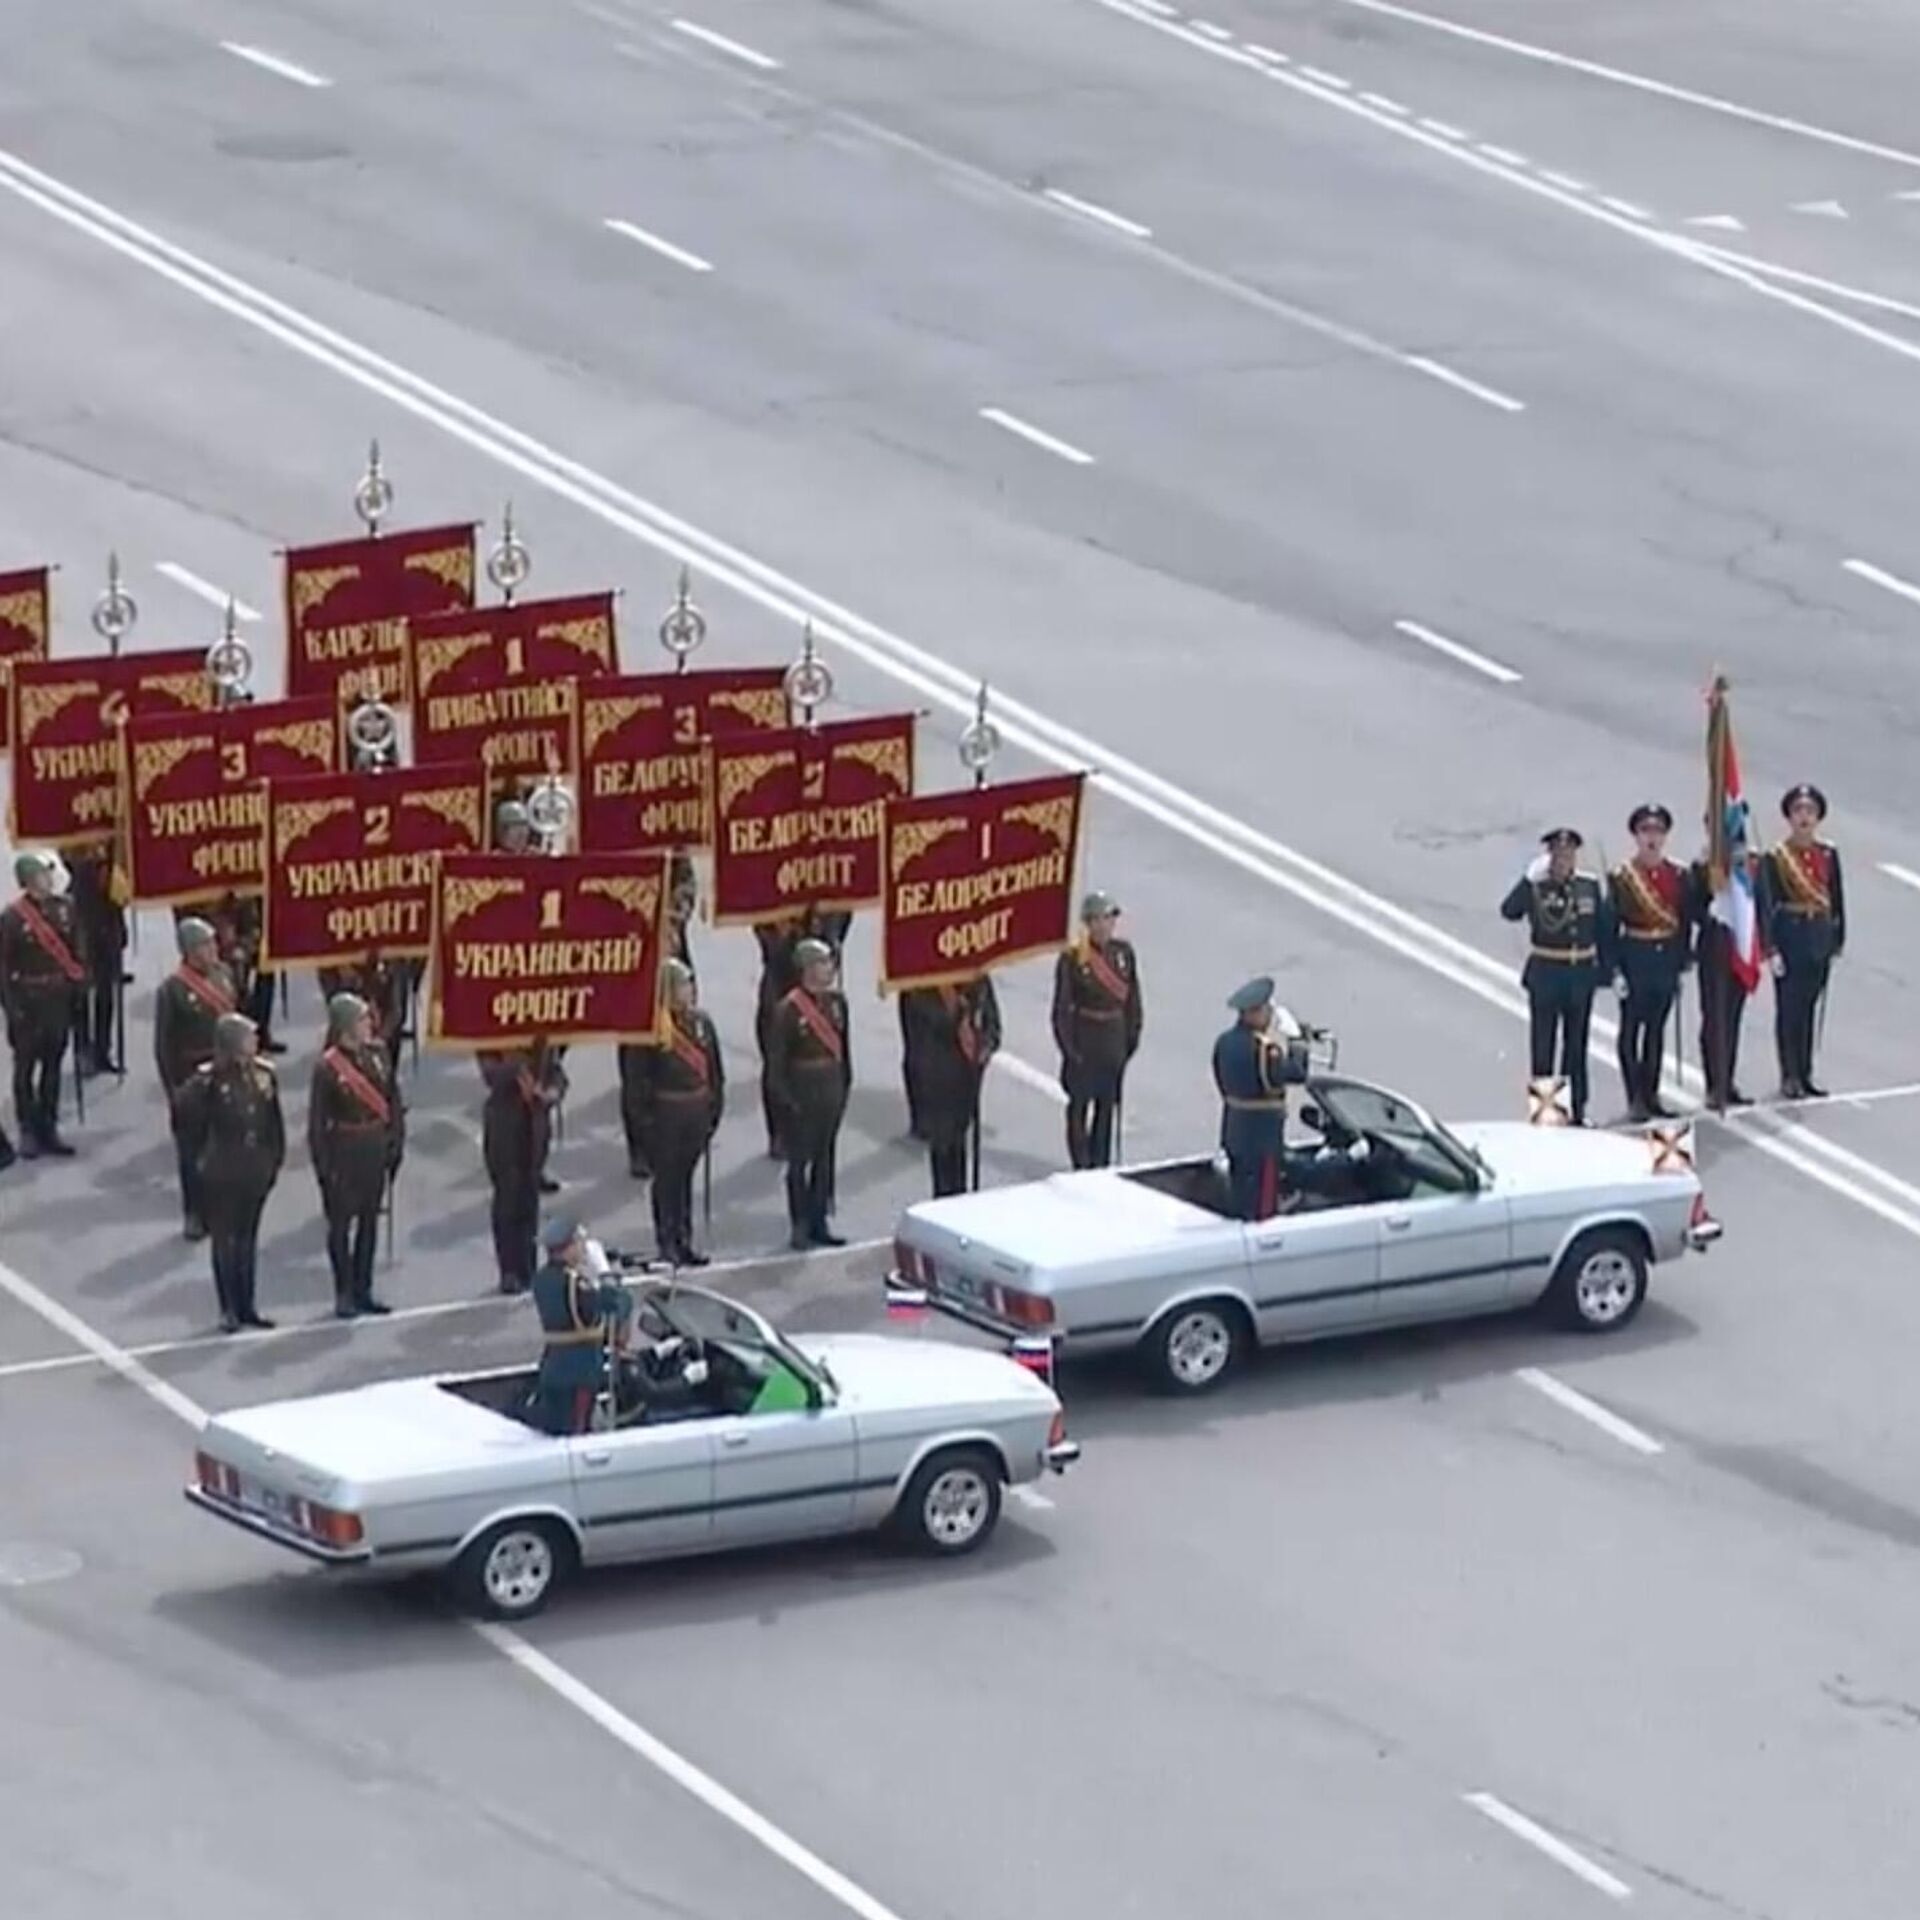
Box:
[880,772,1086,992]
[282,522,477,709]
[1705,674,1763,995]
[0,565,52,756]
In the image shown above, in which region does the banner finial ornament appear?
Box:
[346,696,399,768]
[527,772,576,853]
[659,564,706,667]
[92,551,137,652]
[783,621,833,727]
[487,502,532,603]
[957,681,1000,788]
[354,439,393,534]
[205,599,252,706]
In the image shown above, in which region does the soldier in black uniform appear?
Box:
[1686,833,1756,1113]
[767,937,851,1250]
[480,1043,560,1293]
[318,953,406,1075]
[1760,782,1846,1099]
[753,905,851,1157]
[1,851,84,1158]
[308,992,402,1318]
[1500,829,1614,1126]
[175,1013,285,1333]
[155,916,239,1239]
[901,975,1002,1197]
[628,958,725,1265]
[1607,804,1692,1121]
[66,840,127,1077]
[1051,891,1142,1169]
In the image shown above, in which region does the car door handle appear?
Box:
[1255,1233,1286,1251]
[582,1450,611,1466]
[1384,1216,1412,1232]
[721,1433,751,1450]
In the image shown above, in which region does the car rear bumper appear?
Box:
[1044,1441,1082,1474]
[887,1273,1036,1344]
[1684,1217,1724,1252]
[183,1486,373,1565]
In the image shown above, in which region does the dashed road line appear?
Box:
[669,17,782,69]
[1515,1368,1663,1456]
[1401,359,1526,414]
[1191,19,1234,40]
[155,561,260,620]
[1042,187,1153,239]
[1685,214,1745,231]
[1393,618,1523,682]
[1478,144,1526,167]
[605,216,714,273]
[1246,43,1289,63]
[991,1051,1070,1105]
[1599,195,1654,221]
[1881,863,1920,895]
[1464,1793,1632,1900]
[1298,66,1351,90]
[1539,170,1589,193]
[1358,92,1406,115]
[1843,557,1920,608]
[979,406,1096,466]
[1418,117,1469,141]
[1792,199,1848,219]
[219,42,331,88]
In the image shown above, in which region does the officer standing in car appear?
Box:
[1212,976,1306,1220]
[1501,829,1613,1125]
[532,1218,634,1434]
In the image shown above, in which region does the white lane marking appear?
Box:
[1843,557,1920,608]
[1685,213,1745,231]
[1478,144,1527,166]
[1540,171,1588,192]
[476,1626,916,1920]
[1793,199,1848,219]
[1895,189,1920,203]
[1418,117,1469,141]
[219,42,331,88]
[1042,187,1153,239]
[1190,21,1234,41]
[155,561,260,621]
[1599,195,1654,220]
[991,1050,1070,1106]
[1514,1368,1663,1457]
[669,18,781,69]
[1246,43,1289,63]
[10,150,1917,1248]
[1463,1793,1632,1900]
[1358,92,1406,115]
[1402,357,1526,414]
[1393,619,1522,683]
[1793,1076,1920,1109]
[1312,0,1920,171]
[604,217,714,273]
[1009,1484,1057,1511]
[1882,863,1920,894]
[1134,0,1176,14]
[978,406,1096,466]
[1298,66,1351,90]
[1694,244,1920,321]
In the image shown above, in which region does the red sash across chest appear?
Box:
[787,988,844,1061]
[323,1046,392,1126]
[11,896,85,982]
[1080,944,1128,1004]
[174,965,236,1017]
[668,1020,711,1085]
[941,986,980,1064]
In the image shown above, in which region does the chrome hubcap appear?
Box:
[924,1468,990,1546]
[1575,1251,1638,1324]
[484,1531,553,1609]
[1167,1311,1232,1385]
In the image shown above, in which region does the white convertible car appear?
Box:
[186,1279,1078,1619]
[888,1075,1723,1394]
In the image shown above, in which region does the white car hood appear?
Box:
[1451,1120,1678,1193]
[794,1332,1057,1414]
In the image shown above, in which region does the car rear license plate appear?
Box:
[241,1479,287,1521]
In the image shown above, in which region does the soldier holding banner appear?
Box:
[480,1045,559,1293]
[67,842,126,1077]
[1,851,84,1159]
[628,958,725,1265]
[155,917,239,1239]
[767,938,852,1250]
[309,993,402,1318]
[318,955,406,1074]
[1051,891,1142,1170]
[754,906,851,1158]
[901,976,1001,1198]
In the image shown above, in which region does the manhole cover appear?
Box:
[0,1543,83,1587]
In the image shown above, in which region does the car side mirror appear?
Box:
[1299,1104,1323,1131]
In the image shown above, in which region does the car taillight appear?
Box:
[998,1285,1055,1329]
[307,1505,365,1549]
[1048,1411,1068,1449]
[1689,1192,1710,1229]
[892,1239,925,1284]
[194,1452,239,1499]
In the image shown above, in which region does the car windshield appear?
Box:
[1310,1079,1482,1185]
[647,1284,828,1391]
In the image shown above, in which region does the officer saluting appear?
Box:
[1501,829,1613,1126]
[1608,804,1691,1120]
[1051,890,1143,1169]
[1,850,84,1159]
[531,1219,634,1435]
[630,958,725,1267]
[155,916,240,1239]
[901,973,1002,1198]
[1761,783,1845,1099]
[1212,976,1306,1220]
[308,992,402,1318]
[174,1013,285,1333]
[767,936,851,1250]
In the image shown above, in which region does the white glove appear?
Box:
[1526,853,1550,883]
[582,1237,612,1277]
[1769,953,1785,979]
[1613,974,1629,999]
[681,1357,710,1387]
[1346,1138,1372,1164]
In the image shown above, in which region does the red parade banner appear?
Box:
[427,851,672,1047]
[409,591,617,780]
[578,666,790,853]
[262,762,490,968]
[707,713,917,923]
[880,772,1086,991]
[282,522,477,708]
[0,565,51,756]
[6,649,214,847]
[122,699,340,905]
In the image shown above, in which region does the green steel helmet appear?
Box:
[793,937,833,970]
[13,850,53,887]
[660,955,696,996]
[326,991,370,1043]
[213,1013,257,1061]
[494,798,530,833]
[1081,889,1119,921]
[176,915,218,957]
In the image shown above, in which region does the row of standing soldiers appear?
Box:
[1502,787,1846,1124]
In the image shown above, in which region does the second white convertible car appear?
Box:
[889,1075,1722,1394]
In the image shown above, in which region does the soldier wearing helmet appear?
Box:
[173,1013,285,1333]
[492,797,534,855]
[752,905,850,1158]
[623,957,725,1265]
[154,915,239,1239]
[308,991,403,1318]
[1050,890,1142,1169]
[1,849,85,1161]
[899,971,1001,1198]
[766,936,851,1250]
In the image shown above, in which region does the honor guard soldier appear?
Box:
[480,1044,561,1293]
[627,958,725,1265]
[308,993,403,1318]
[667,851,697,970]
[754,906,851,1158]
[1501,829,1613,1126]
[66,840,127,1077]
[183,892,283,1055]
[1608,804,1691,1120]
[1761,783,1846,1099]
[1,851,84,1159]
[155,916,239,1238]
[901,975,1002,1198]
[492,797,535,854]
[1212,977,1307,1220]
[1051,891,1143,1169]
[174,1014,285,1333]
[767,937,852,1250]
[318,953,406,1074]
[1686,824,1755,1111]
[531,1219,634,1434]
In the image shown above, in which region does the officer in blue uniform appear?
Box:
[1211,976,1306,1220]
[531,1219,634,1435]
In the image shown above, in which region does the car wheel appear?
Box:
[896,1448,1002,1556]
[1145,1299,1248,1394]
[451,1518,577,1621]
[1547,1228,1649,1333]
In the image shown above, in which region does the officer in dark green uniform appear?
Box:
[1501,829,1614,1125]
[1211,976,1306,1220]
[1051,890,1143,1169]
[753,906,852,1157]
[767,937,852,1250]
[155,916,240,1239]
[531,1219,634,1434]
[1,850,84,1158]
[480,1044,560,1293]
[630,958,725,1266]
[67,840,127,1078]
[1760,782,1846,1099]
[901,975,1002,1197]
[174,1013,285,1333]
[308,992,403,1318]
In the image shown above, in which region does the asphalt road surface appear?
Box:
[4,3,1920,1914]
